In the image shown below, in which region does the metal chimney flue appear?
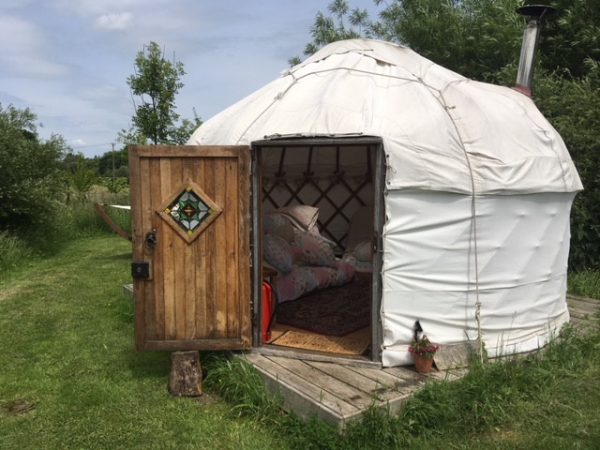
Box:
[515,4,556,97]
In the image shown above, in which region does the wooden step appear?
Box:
[242,351,464,429]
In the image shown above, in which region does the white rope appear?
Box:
[432,82,484,363]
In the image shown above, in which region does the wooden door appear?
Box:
[129,145,252,351]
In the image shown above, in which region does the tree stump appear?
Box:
[168,351,203,397]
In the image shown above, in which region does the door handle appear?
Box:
[145,229,157,249]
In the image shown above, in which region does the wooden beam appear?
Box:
[94,203,131,241]
[131,145,247,158]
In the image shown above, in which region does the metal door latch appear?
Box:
[131,262,150,279]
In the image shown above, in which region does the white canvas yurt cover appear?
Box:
[188,39,583,366]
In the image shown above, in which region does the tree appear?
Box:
[126,41,201,145]
[69,155,97,198]
[0,104,68,229]
[532,62,600,269]
[302,0,523,81]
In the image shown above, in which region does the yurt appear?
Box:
[187,38,582,367]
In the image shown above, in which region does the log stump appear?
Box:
[168,351,203,397]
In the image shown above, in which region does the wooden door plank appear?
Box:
[139,157,157,341]
[203,159,217,338]
[192,158,208,338]
[237,151,251,347]
[160,158,176,339]
[246,353,358,419]
[134,145,248,158]
[149,158,165,340]
[225,158,239,338]
[182,160,197,340]
[213,159,228,337]
[129,148,145,350]
[168,158,186,340]
[268,356,376,410]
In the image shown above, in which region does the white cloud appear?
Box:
[53,0,174,17]
[0,15,68,77]
[94,12,133,30]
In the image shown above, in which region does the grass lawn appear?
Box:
[0,236,282,450]
[1,234,599,449]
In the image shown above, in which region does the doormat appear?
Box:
[270,327,370,356]
[276,278,371,336]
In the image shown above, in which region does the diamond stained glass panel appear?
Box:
[157,179,222,244]
[165,189,210,234]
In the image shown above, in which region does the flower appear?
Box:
[408,335,439,360]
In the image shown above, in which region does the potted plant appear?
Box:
[408,334,439,374]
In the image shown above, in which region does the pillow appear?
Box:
[291,230,336,268]
[353,240,373,262]
[263,213,288,233]
[263,233,294,273]
[276,205,319,232]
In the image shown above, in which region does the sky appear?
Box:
[0,0,380,157]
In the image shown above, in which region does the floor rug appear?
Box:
[276,278,371,336]
[270,327,370,356]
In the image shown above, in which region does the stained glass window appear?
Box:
[158,179,222,244]
[164,188,211,234]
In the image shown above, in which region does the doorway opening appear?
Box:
[251,136,385,363]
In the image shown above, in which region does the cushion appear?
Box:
[291,230,336,268]
[263,233,294,273]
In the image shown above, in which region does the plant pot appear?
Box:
[414,355,434,374]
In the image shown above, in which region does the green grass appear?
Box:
[0,197,118,273]
[1,235,599,449]
[569,270,600,299]
[0,236,281,450]
[205,325,600,450]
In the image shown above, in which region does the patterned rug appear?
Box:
[276,278,371,336]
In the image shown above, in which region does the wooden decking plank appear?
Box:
[239,296,600,426]
[570,309,595,320]
[382,366,421,382]
[244,353,358,420]
[305,360,409,406]
[427,368,468,382]
[268,356,377,410]
[567,295,600,307]
[346,365,424,394]
[245,354,344,425]
[259,345,380,368]
[568,299,599,316]
[306,361,393,397]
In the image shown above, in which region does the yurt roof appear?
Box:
[188,39,582,195]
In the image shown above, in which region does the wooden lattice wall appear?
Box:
[260,144,376,251]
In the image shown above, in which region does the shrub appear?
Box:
[0,104,68,231]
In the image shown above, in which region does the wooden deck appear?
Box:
[244,352,466,427]
[121,284,599,427]
[243,294,599,428]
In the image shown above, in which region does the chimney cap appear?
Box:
[517,4,557,20]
